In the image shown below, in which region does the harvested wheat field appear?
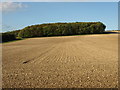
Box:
[2,34,118,88]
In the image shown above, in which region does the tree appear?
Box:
[18,22,106,38]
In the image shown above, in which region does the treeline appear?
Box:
[1,33,16,42]
[1,30,21,42]
[6,30,21,37]
[2,22,106,42]
[18,22,106,38]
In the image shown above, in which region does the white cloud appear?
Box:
[0,2,27,12]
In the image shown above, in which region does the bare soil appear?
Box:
[2,34,118,88]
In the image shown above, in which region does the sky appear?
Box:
[1,0,120,2]
[1,2,118,32]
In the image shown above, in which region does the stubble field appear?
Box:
[2,34,118,88]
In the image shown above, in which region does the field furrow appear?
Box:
[2,34,118,88]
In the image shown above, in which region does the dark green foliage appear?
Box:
[1,33,16,42]
[18,22,106,38]
[5,30,21,37]
[0,30,21,42]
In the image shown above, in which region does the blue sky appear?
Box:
[2,2,118,32]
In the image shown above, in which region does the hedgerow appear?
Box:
[18,22,106,38]
[1,33,16,42]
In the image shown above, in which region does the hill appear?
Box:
[1,22,106,42]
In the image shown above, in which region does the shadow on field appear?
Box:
[103,31,119,34]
